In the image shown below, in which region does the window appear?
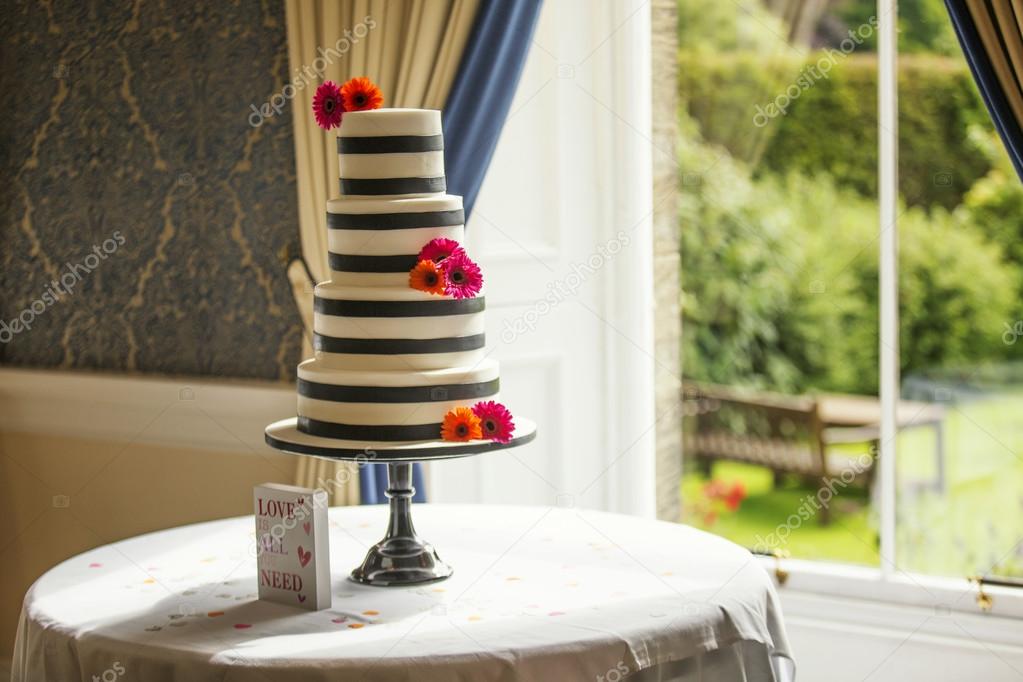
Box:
[678,0,1023,594]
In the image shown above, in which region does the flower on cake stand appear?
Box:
[341,76,383,112]
[418,238,463,263]
[441,407,482,442]
[472,401,515,443]
[409,260,447,295]
[440,251,483,300]
[312,81,344,130]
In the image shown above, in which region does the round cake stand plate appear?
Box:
[264,418,537,587]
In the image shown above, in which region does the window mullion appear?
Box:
[877,0,899,578]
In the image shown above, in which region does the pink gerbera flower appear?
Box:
[418,238,463,263]
[440,251,483,299]
[472,401,515,443]
[312,81,344,130]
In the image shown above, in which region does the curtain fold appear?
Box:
[946,0,1023,181]
[284,0,480,503]
[443,0,544,217]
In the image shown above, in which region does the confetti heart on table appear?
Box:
[331,617,347,623]
[88,563,102,568]
[207,611,224,618]
[362,610,379,616]
[348,623,364,629]
[297,546,312,567]
[233,623,252,629]
[303,522,311,535]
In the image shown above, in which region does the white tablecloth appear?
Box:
[14,505,794,681]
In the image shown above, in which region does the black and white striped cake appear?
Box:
[296,108,499,443]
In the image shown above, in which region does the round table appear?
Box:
[13,505,795,681]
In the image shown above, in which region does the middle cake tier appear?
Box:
[296,358,500,442]
[314,282,486,371]
[327,194,465,288]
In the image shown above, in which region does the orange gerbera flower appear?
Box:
[441,407,482,442]
[409,260,446,295]
[341,76,383,112]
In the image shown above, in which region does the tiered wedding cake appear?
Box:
[296,108,500,443]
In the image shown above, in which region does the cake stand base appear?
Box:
[264,417,536,587]
[349,462,453,587]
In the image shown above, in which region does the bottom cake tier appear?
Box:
[295,357,500,442]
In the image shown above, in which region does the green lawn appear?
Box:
[682,392,1023,578]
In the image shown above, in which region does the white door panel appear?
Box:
[428,0,655,516]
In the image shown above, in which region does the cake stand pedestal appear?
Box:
[264,417,536,587]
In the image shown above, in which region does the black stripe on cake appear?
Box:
[298,377,499,404]
[328,253,419,273]
[326,209,464,230]
[314,296,485,317]
[337,135,444,154]
[314,333,485,355]
[340,176,446,195]
[298,416,442,442]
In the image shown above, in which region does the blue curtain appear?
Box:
[945,1,1023,181]
[359,0,542,505]
[443,0,545,218]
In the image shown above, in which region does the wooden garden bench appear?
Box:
[681,381,946,523]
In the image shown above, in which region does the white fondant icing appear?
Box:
[315,282,458,302]
[326,194,462,216]
[298,358,498,387]
[328,225,464,257]
[338,109,441,137]
[313,348,487,371]
[328,271,412,288]
[297,394,500,427]
[338,151,444,180]
[314,311,485,340]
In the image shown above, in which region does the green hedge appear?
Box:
[679,122,1020,395]
[678,52,992,209]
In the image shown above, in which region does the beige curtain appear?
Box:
[967,0,1023,129]
[284,0,480,503]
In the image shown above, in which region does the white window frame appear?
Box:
[752,0,1023,621]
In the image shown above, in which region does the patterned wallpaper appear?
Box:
[0,0,303,380]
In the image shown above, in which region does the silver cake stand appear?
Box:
[265,417,537,587]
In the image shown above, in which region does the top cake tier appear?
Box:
[337,109,446,198]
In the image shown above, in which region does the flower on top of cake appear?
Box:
[312,76,383,131]
[441,401,516,443]
[341,76,383,112]
[409,238,484,299]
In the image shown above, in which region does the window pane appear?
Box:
[678,0,881,565]
[895,5,1023,580]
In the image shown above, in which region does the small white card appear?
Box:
[254,483,331,610]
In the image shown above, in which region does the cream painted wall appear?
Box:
[0,369,301,661]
